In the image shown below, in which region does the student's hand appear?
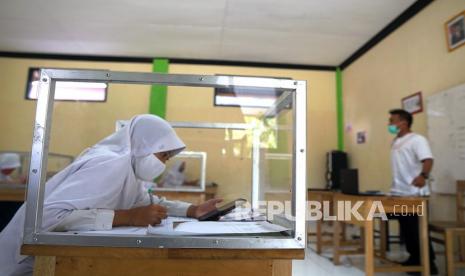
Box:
[412,175,426,188]
[115,205,168,226]
[187,198,223,218]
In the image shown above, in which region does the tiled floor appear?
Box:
[292,223,465,276]
[292,246,444,276]
[293,248,365,276]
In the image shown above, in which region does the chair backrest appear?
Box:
[456,180,465,223]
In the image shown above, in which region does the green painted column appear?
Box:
[336,68,344,151]
[149,59,169,118]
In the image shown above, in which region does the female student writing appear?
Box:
[0,114,221,275]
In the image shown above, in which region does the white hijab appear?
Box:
[0,114,185,267]
[0,153,21,170]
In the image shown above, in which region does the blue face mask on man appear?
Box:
[388,124,399,135]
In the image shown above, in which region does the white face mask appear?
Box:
[134,154,166,181]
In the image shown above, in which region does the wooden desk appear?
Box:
[332,193,429,276]
[307,189,358,254]
[0,185,26,202]
[22,245,304,276]
[0,185,217,205]
[307,189,337,254]
[155,185,217,205]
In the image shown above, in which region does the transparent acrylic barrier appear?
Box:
[23,69,306,249]
[153,151,206,192]
[0,151,73,182]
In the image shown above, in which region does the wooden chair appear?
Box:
[429,180,465,276]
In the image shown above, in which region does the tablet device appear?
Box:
[198,198,247,221]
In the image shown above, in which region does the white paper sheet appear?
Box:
[147,216,201,236]
[219,208,266,221]
[172,221,288,234]
[71,217,287,236]
[70,217,197,236]
[72,226,147,235]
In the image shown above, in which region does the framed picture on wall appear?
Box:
[402,92,423,114]
[356,131,366,144]
[445,10,465,51]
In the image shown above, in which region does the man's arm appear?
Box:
[412,158,434,188]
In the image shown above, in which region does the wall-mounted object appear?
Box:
[427,82,465,194]
[402,91,423,114]
[356,131,366,144]
[345,123,353,133]
[445,10,465,52]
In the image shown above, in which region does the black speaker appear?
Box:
[326,150,348,190]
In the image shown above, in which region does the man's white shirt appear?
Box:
[390,133,433,196]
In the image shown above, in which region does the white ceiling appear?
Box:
[0,0,416,66]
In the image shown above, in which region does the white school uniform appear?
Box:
[0,114,191,275]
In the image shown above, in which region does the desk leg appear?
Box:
[380,219,387,258]
[341,223,348,243]
[316,194,324,254]
[360,228,365,251]
[33,256,55,276]
[460,235,465,262]
[419,201,430,276]
[445,230,455,276]
[333,221,341,265]
[316,219,323,254]
[272,260,291,276]
[364,219,374,276]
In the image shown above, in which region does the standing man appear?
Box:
[388,109,437,275]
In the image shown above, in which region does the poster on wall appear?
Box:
[402,92,423,114]
[356,131,366,144]
[445,10,465,51]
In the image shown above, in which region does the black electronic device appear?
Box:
[326,150,348,189]
[340,169,359,195]
[198,198,247,221]
[340,169,384,196]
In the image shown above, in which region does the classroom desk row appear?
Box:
[0,184,26,202]
[307,189,430,276]
[2,186,429,275]
[2,185,305,276]
[23,246,302,276]
[0,184,218,205]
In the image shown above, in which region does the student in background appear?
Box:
[0,153,25,184]
[159,161,199,187]
[0,153,26,231]
[0,114,222,276]
[387,109,438,275]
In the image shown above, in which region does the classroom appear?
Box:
[0,0,464,275]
